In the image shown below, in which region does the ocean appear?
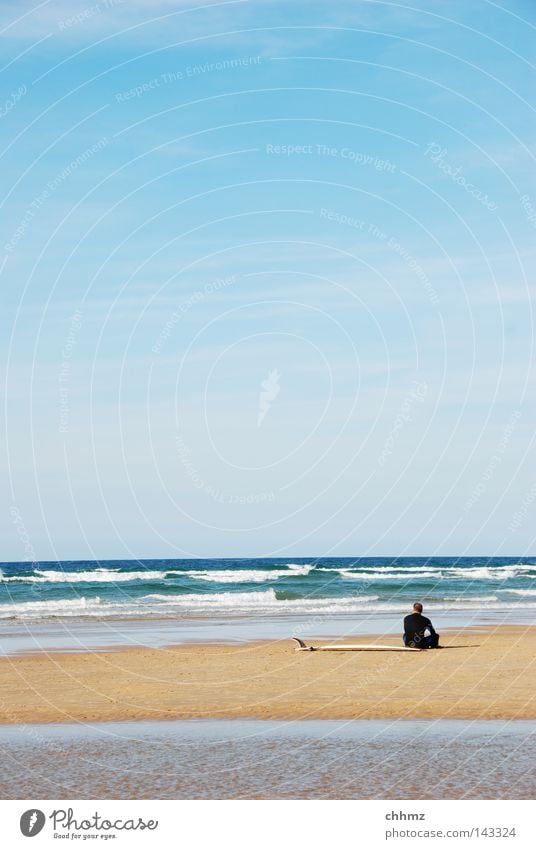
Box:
[1,556,535,623]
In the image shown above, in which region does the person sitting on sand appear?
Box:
[403,602,440,649]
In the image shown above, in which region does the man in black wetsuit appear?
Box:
[403,602,440,649]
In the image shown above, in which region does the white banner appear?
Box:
[1,800,534,849]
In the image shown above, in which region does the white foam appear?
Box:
[447,566,536,580]
[1,575,49,584]
[0,597,105,618]
[1,589,536,621]
[0,590,379,620]
[143,589,278,608]
[337,565,536,582]
[498,588,536,597]
[317,565,442,573]
[339,570,440,581]
[0,564,315,586]
[33,569,168,583]
[183,564,313,583]
[140,591,383,616]
[444,595,498,602]
[185,572,285,583]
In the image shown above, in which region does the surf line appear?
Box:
[292,637,421,652]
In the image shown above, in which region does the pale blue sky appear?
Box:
[1,0,535,560]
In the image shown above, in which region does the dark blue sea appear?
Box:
[1,556,535,623]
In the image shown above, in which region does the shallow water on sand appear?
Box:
[0,609,530,655]
[1,719,534,799]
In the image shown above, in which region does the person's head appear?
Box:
[413,602,423,614]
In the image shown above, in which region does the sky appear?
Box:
[1,0,535,561]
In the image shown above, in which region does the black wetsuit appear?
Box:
[403,613,439,648]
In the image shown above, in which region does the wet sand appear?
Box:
[0,626,535,724]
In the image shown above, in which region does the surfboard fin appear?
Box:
[292,637,314,651]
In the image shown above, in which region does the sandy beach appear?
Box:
[0,625,535,724]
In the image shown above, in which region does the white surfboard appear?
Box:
[292,637,421,652]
